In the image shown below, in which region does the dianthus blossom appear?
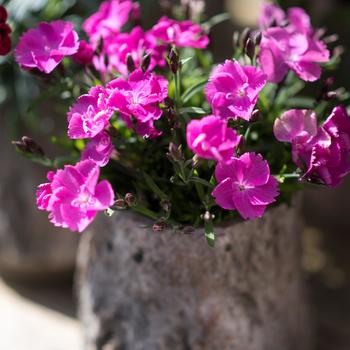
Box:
[274,107,350,187]
[15,20,79,74]
[259,4,330,83]
[108,69,168,138]
[83,0,133,44]
[212,153,279,219]
[81,131,114,167]
[149,16,209,49]
[186,115,241,162]
[68,86,113,139]
[205,60,267,121]
[73,40,94,65]
[36,160,115,232]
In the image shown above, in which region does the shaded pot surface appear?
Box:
[77,202,313,350]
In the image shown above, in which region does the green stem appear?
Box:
[132,204,158,220]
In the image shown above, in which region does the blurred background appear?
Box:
[0,0,350,349]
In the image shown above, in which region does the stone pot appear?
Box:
[76,202,313,350]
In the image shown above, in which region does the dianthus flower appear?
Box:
[205,60,267,121]
[212,153,279,219]
[83,0,133,44]
[36,160,115,232]
[274,107,350,187]
[93,26,166,76]
[186,115,241,162]
[149,16,209,49]
[81,131,114,167]
[73,40,94,65]
[108,69,168,138]
[68,86,113,139]
[15,20,79,74]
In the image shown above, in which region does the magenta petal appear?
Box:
[232,191,266,220]
[246,176,279,205]
[212,178,235,210]
[240,153,270,186]
[94,180,115,209]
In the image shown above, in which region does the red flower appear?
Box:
[0,6,11,56]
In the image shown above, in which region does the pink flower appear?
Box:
[212,153,279,219]
[259,2,285,30]
[273,109,318,164]
[15,20,79,74]
[81,131,114,167]
[68,86,113,139]
[274,107,350,187]
[259,27,329,83]
[73,40,94,65]
[36,160,115,232]
[108,69,168,138]
[186,115,241,162]
[83,0,132,44]
[149,16,209,49]
[205,60,267,121]
[93,27,166,76]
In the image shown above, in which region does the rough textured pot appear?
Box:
[77,202,313,350]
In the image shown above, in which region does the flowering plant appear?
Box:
[8,1,350,246]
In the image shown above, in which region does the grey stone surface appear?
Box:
[77,203,313,350]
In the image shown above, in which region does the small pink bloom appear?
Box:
[274,107,350,187]
[212,153,279,219]
[36,160,115,232]
[186,115,241,162]
[259,27,329,83]
[108,69,168,138]
[94,26,166,77]
[81,131,114,167]
[15,20,79,74]
[259,2,285,30]
[205,60,266,121]
[68,86,113,139]
[73,40,94,65]
[83,0,133,44]
[149,16,209,49]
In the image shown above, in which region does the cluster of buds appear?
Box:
[113,192,137,210]
[12,136,45,157]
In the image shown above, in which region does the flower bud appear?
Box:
[126,53,136,73]
[251,109,261,123]
[161,200,171,212]
[239,27,251,50]
[201,211,215,222]
[12,136,45,157]
[252,30,262,46]
[168,48,179,74]
[141,53,151,72]
[168,142,183,161]
[245,37,255,61]
[325,91,338,101]
[153,221,166,232]
[125,193,137,207]
[113,198,126,209]
[192,154,200,169]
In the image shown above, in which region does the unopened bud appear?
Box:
[192,154,200,168]
[251,109,261,122]
[12,136,45,157]
[153,221,166,232]
[113,198,126,209]
[168,143,183,161]
[125,193,136,207]
[252,30,262,46]
[323,34,339,44]
[245,37,255,61]
[161,200,171,212]
[141,53,151,72]
[201,211,215,222]
[240,27,251,50]
[164,97,174,109]
[325,77,335,88]
[169,48,179,74]
[126,53,136,73]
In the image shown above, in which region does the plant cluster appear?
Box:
[5,1,350,246]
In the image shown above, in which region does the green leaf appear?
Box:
[143,173,169,201]
[202,13,231,30]
[189,177,214,188]
[179,107,208,115]
[180,57,193,66]
[181,80,207,104]
[204,221,215,247]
